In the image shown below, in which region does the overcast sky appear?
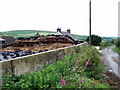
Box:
[0,0,119,37]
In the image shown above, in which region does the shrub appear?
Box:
[115,38,120,47]
[86,35,102,46]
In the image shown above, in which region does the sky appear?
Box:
[0,0,119,37]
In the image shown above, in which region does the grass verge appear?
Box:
[99,42,113,50]
[112,47,120,55]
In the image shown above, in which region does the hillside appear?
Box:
[0,30,87,41]
[1,30,56,38]
[0,30,117,41]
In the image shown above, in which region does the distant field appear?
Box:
[1,30,56,38]
[72,34,87,41]
[0,30,87,41]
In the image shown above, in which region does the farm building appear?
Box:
[0,36,16,48]
[56,28,78,42]
[0,38,5,48]
[2,36,16,45]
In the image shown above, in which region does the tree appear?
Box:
[35,32,40,36]
[86,35,102,46]
[115,38,120,47]
[110,39,116,44]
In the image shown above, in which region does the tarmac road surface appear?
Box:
[100,47,120,78]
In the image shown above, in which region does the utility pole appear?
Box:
[89,0,92,45]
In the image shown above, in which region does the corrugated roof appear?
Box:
[2,36,16,44]
[60,32,77,41]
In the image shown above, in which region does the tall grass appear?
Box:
[113,47,120,55]
[100,42,113,50]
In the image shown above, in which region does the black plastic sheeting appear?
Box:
[0,49,53,61]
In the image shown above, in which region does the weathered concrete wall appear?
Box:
[0,42,88,78]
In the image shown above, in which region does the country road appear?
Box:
[100,47,120,78]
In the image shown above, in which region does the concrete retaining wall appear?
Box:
[0,42,87,77]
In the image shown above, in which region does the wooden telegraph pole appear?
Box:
[89,0,92,45]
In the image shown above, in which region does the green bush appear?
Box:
[86,35,102,46]
[115,38,120,47]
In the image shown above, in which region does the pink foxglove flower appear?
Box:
[76,62,78,64]
[61,79,66,86]
[81,80,85,82]
[85,61,89,67]
[85,59,90,67]
[102,60,104,64]
[102,58,105,64]
[73,67,76,72]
